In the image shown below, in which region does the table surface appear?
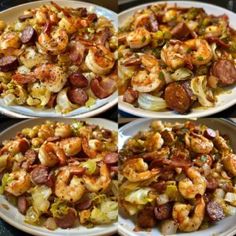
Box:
[118,0,236,118]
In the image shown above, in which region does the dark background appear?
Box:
[118,0,236,118]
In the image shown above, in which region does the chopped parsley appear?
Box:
[159,71,165,80]
[200,155,207,162]
[141,36,146,43]
[197,56,204,61]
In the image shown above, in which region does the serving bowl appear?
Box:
[118,118,236,236]
[118,1,236,118]
[0,118,117,236]
[0,0,118,118]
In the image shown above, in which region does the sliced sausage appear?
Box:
[95,27,112,45]
[206,36,229,49]
[87,13,98,23]
[211,60,236,86]
[154,203,172,220]
[68,72,88,88]
[31,166,49,185]
[77,198,92,211]
[164,82,192,114]
[206,200,225,222]
[123,88,139,104]
[21,149,37,170]
[12,73,36,85]
[55,208,77,229]
[46,94,57,108]
[171,22,191,39]
[18,13,34,22]
[137,206,156,228]
[69,41,85,65]
[77,7,88,17]
[151,181,166,194]
[90,77,116,99]
[204,128,216,139]
[0,56,19,72]
[67,88,88,106]
[206,177,218,190]
[17,195,28,215]
[104,153,118,164]
[21,26,37,44]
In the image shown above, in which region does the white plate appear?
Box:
[0,118,118,236]
[0,0,118,118]
[118,1,236,118]
[118,118,236,236]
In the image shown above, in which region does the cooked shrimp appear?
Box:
[126,27,151,49]
[161,40,188,69]
[38,29,68,53]
[35,6,58,25]
[82,137,102,158]
[38,142,66,167]
[147,132,164,151]
[122,158,159,182]
[185,133,214,154]
[185,39,213,66]
[0,32,21,50]
[214,135,231,152]
[134,14,158,32]
[178,167,206,199]
[85,45,115,75]
[34,64,67,93]
[60,137,82,156]
[222,153,236,176]
[83,163,111,192]
[55,124,72,138]
[5,170,31,196]
[55,165,85,202]
[131,54,163,92]
[172,197,205,232]
[0,138,29,155]
[58,17,78,34]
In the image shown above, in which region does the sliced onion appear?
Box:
[3,94,15,105]
[161,220,178,235]
[156,194,169,205]
[225,192,236,206]
[214,188,225,199]
[171,68,193,81]
[138,93,167,111]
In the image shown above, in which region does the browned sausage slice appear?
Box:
[21,26,37,44]
[90,77,116,99]
[154,203,172,220]
[18,13,34,22]
[0,56,19,72]
[137,206,156,228]
[206,177,218,190]
[55,208,77,229]
[12,73,36,85]
[206,200,225,222]
[68,73,88,88]
[67,88,89,106]
[171,22,190,39]
[164,82,192,114]
[204,128,216,139]
[17,195,28,215]
[104,153,118,164]
[31,166,49,185]
[77,198,92,211]
[211,60,236,86]
[123,88,139,104]
[151,181,166,194]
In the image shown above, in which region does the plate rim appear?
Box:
[0,118,118,236]
[0,0,117,118]
[118,1,236,118]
